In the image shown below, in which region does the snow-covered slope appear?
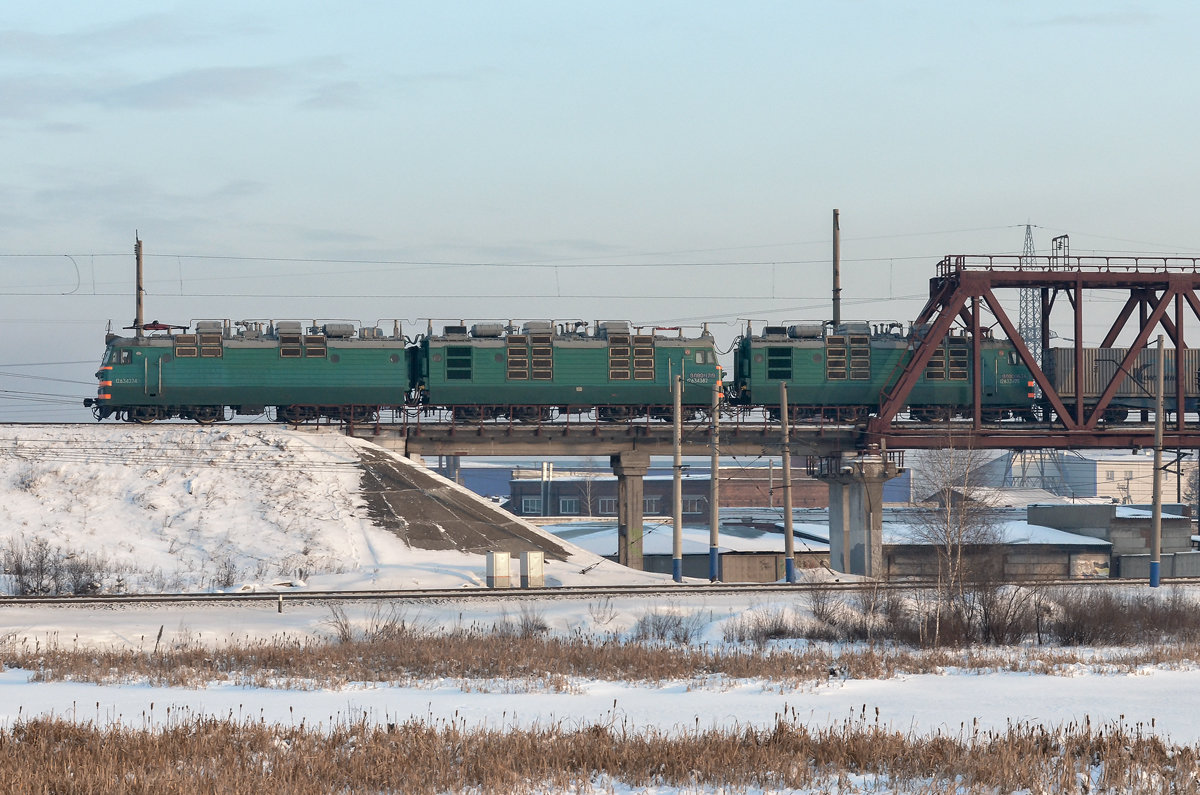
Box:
[0,424,660,593]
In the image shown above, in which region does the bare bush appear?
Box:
[721,607,811,645]
[323,604,356,644]
[1047,586,1200,646]
[2,538,109,596]
[323,604,419,645]
[629,610,706,644]
[586,596,618,628]
[212,555,240,590]
[493,604,550,638]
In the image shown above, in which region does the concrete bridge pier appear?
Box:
[611,450,650,570]
[820,452,904,577]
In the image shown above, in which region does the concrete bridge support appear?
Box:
[820,452,903,577]
[611,450,650,570]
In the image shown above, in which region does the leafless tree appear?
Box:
[907,443,1003,646]
[574,464,606,517]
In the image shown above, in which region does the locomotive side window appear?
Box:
[115,350,132,365]
[767,347,792,380]
[445,346,473,380]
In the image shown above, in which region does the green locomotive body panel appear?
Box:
[415,322,721,410]
[91,323,409,419]
[733,323,1033,414]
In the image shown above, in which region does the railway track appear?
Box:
[5,577,1198,608]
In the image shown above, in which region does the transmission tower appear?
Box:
[1006,225,1072,494]
[1017,224,1040,369]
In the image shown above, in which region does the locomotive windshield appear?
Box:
[102,348,132,365]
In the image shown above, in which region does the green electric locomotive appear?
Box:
[412,320,723,421]
[85,320,409,423]
[731,320,1035,421]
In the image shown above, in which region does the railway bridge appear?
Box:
[347,418,894,576]
[349,253,1200,579]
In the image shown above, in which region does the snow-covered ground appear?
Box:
[3,594,1199,748]
[0,424,647,592]
[0,424,1197,792]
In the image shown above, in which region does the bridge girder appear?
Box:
[868,255,1200,450]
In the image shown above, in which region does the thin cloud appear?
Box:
[300,80,366,110]
[101,65,292,109]
[1033,11,1155,28]
[0,14,206,61]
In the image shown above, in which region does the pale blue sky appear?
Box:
[2,2,1198,418]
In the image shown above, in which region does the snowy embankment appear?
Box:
[0,423,645,593]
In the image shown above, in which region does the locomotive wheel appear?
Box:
[278,405,315,424]
[511,406,552,423]
[1102,407,1130,423]
[911,407,953,423]
[128,406,160,424]
[342,406,377,424]
[191,406,223,425]
[840,408,870,424]
[598,406,636,422]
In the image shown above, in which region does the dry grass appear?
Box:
[0,713,1196,794]
[7,624,1200,694]
[7,588,1200,791]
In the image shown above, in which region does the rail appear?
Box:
[5,577,1200,607]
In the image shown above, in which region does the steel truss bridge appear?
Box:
[872,254,1200,451]
[349,255,1200,456]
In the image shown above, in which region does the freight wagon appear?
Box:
[1045,347,1200,420]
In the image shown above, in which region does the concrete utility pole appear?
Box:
[1152,334,1164,588]
[780,382,796,583]
[672,375,683,583]
[832,209,842,326]
[709,378,721,581]
[134,235,144,338]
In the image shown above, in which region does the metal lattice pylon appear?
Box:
[1017,224,1041,371]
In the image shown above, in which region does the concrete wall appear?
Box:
[1121,551,1200,579]
[720,552,827,583]
[884,544,1110,581]
[1174,551,1200,577]
[612,551,828,583]
[1026,504,1116,534]
[1027,504,1192,556]
[510,467,830,515]
[1109,519,1193,556]
[718,467,828,508]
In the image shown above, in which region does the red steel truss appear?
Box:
[866,254,1200,450]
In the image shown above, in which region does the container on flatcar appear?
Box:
[1046,347,1200,419]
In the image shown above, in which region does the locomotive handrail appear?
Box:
[937,254,1200,276]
